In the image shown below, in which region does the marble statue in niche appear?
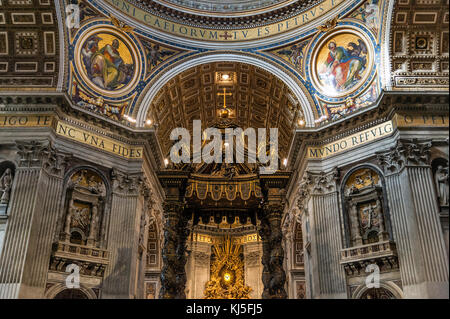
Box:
[344,168,389,246]
[0,166,14,215]
[0,168,13,204]
[62,169,106,246]
[435,165,449,207]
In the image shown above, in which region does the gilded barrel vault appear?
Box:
[0,0,448,302]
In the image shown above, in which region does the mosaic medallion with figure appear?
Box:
[75,26,141,98]
[312,29,373,97]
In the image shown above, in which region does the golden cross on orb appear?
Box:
[218,88,232,108]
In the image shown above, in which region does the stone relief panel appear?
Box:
[295,280,306,299]
[145,281,157,299]
[146,220,160,268]
[293,222,304,268]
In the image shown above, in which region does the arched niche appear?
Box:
[432,157,449,209]
[59,166,110,248]
[340,165,392,248]
[45,283,98,299]
[352,281,403,299]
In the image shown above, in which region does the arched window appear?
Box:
[360,287,396,299]
[53,289,89,299]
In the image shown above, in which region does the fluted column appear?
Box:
[0,141,70,298]
[297,169,347,299]
[102,169,142,299]
[243,242,263,298]
[377,139,449,298]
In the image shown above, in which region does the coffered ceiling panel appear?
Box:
[390,0,449,89]
[146,62,304,160]
[0,0,60,90]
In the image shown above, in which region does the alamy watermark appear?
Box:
[65,263,80,289]
[169,120,279,174]
[65,4,80,29]
[365,263,380,288]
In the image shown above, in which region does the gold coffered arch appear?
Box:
[135,52,317,160]
[140,61,307,161]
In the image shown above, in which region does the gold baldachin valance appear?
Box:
[186,178,262,201]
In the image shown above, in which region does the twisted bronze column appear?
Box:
[159,202,190,299]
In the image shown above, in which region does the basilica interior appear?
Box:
[0,0,448,299]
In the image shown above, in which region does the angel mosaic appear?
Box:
[275,41,308,71]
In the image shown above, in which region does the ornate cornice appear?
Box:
[289,92,449,170]
[129,0,321,28]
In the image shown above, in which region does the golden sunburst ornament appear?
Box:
[204,236,251,299]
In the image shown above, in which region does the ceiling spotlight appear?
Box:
[221,74,230,81]
[283,158,288,167]
[164,158,169,166]
[224,142,229,147]
[298,119,305,126]
[146,119,152,125]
